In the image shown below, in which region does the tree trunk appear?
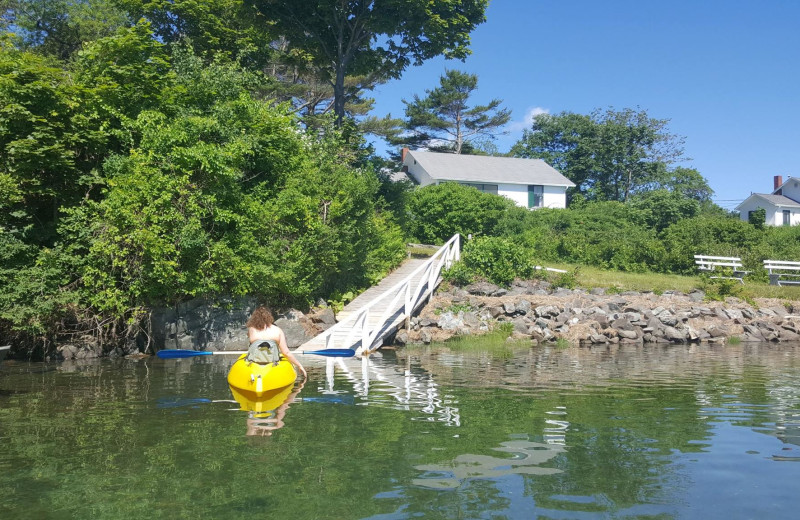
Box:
[333,65,346,127]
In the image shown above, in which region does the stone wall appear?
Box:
[395,280,800,346]
[147,296,337,351]
[54,296,337,360]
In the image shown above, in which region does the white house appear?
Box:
[735,176,800,226]
[399,149,575,209]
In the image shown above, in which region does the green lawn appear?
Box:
[540,261,800,302]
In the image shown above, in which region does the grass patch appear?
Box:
[728,336,742,345]
[554,337,571,349]
[407,243,439,258]
[434,332,529,359]
[544,262,800,301]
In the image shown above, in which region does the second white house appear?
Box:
[735,175,800,226]
[399,149,575,209]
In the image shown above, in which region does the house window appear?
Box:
[783,210,791,226]
[461,182,498,195]
[528,185,543,208]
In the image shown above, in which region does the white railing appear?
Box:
[318,233,460,355]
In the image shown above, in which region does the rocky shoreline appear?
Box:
[394,279,800,346]
[48,278,800,361]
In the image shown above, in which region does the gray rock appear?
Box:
[723,308,743,320]
[503,302,516,315]
[437,311,464,331]
[420,329,433,344]
[611,318,634,331]
[311,308,336,329]
[464,281,501,296]
[488,306,505,318]
[658,312,678,327]
[688,290,705,302]
[463,311,481,328]
[706,325,729,338]
[664,326,687,342]
[275,318,314,348]
[535,305,560,318]
[512,317,529,334]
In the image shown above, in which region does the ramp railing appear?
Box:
[316,233,460,355]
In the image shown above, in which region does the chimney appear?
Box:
[401,147,409,163]
[774,175,783,191]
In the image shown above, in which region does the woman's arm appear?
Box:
[277,328,307,378]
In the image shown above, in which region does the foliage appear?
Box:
[252,0,488,124]
[406,182,515,244]
[700,272,743,301]
[748,207,766,229]
[629,189,700,232]
[659,215,762,274]
[442,261,474,286]
[510,107,702,202]
[116,0,275,67]
[551,268,579,290]
[2,0,128,59]
[0,40,99,244]
[461,236,533,286]
[0,26,406,353]
[395,69,511,154]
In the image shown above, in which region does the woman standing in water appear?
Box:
[246,306,307,379]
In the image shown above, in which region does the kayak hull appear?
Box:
[227,355,297,398]
[229,384,294,414]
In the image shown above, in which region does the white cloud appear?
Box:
[507,106,550,133]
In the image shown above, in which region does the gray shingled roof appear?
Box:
[751,193,800,207]
[407,150,575,187]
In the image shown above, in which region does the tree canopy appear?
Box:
[510,107,708,202]
[395,69,510,154]
[252,0,489,125]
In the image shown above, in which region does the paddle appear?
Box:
[156,348,356,359]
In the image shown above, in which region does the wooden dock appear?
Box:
[296,235,460,355]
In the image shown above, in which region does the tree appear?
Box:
[397,69,510,154]
[115,0,275,67]
[2,0,128,59]
[252,0,489,126]
[511,108,688,202]
[664,166,713,202]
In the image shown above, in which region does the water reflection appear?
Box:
[320,354,461,426]
[2,343,800,519]
[229,382,304,437]
[414,439,564,489]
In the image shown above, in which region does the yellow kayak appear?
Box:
[229,383,294,414]
[227,354,297,398]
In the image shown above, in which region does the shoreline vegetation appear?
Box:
[4,6,800,360]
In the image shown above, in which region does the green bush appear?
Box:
[442,261,474,286]
[406,182,515,244]
[462,236,533,286]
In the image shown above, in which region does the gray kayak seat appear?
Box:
[245,339,281,365]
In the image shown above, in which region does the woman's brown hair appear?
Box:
[246,306,274,330]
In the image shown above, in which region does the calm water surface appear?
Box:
[1,342,799,519]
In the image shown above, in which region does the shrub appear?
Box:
[462,236,533,286]
[406,182,515,244]
[442,261,474,286]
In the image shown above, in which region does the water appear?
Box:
[1,342,799,519]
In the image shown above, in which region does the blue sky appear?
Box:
[369,0,800,209]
